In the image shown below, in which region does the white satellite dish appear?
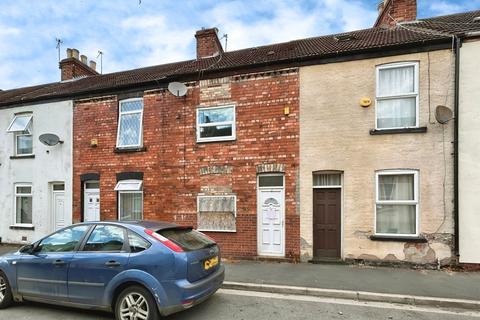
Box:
[39,133,64,146]
[167,82,188,97]
[435,105,453,124]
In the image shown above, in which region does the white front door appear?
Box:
[257,176,285,256]
[84,190,100,222]
[53,191,66,230]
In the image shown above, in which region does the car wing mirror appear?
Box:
[19,244,34,254]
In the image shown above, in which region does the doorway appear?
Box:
[84,181,100,222]
[52,183,65,231]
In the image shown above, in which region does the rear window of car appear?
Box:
[158,228,215,252]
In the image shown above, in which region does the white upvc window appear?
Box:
[115,180,143,220]
[7,114,33,156]
[196,105,236,142]
[14,184,33,225]
[376,62,419,129]
[116,98,144,148]
[375,170,419,236]
[197,195,237,232]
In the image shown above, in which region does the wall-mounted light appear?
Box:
[90,138,98,147]
[284,106,290,115]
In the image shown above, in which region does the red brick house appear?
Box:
[71,29,300,259]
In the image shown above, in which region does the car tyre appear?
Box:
[115,285,160,320]
[0,271,13,309]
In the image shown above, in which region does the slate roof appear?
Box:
[1,9,479,107]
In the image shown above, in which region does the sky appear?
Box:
[0,0,478,90]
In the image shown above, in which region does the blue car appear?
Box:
[0,221,224,319]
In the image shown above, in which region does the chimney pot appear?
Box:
[80,55,87,64]
[66,48,73,58]
[89,60,97,70]
[72,49,79,60]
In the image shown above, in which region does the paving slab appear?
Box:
[224,260,480,301]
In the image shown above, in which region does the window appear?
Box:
[313,173,341,187]
[15,184,33,225]
[83,225,126,252]
[376,62,419,129]
[197,105,235,142]
[37,225,90,253]
[197,195,236,232]
[128,230,151,253]
[7,114,33,155]
[258,175,284,188]
[116,98,143,148]
[115,180,143,220]
[375,170,419,236]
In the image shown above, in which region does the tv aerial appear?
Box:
[39,133,64,146]
[167,82,188,97]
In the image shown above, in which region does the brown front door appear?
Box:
[313,188,341,259]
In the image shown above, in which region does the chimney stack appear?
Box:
[374,0,417,28]
[89,60,97,71]
[195,27,224,59]
[59,48,99,81]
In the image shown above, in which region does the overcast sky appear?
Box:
[0,0,478,90]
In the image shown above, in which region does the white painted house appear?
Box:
[0,101,73,244]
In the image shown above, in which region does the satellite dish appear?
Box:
[167,82,188,97]
[435,105,453,124]
[39,133,64,146]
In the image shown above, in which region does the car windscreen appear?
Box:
[158,228,215,252]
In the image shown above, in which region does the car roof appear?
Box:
[84,220,183,230]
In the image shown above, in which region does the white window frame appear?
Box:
[14,131,34,156]
[312,172,342,189]
[374,170,419,237]
[7,114,32,133]
[196,105,236,143]
[13,183,34,227]
[375,62,419,130]
[117,180,143,221]
[116,98,144,148]
[197,194,237,232]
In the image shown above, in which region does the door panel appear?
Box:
[84,191,100,222]
[313,189,341,259]
[258,189,284,256]
[54,192,66,230]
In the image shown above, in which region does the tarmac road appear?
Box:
[1,289,479,320]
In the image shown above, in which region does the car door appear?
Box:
[16,225,91,300]
[68,224,130,306]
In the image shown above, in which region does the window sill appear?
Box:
[9,224,35,230]
[369,235,427,243]
[114,147,147,153]
[196,138,236,144]
[10,154,35,159]
[370,127,427,135]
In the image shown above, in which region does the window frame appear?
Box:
[15,132,34,156]
[196,105,236,143]
[117,180,144,221]
[34,224,92,253]
[375,62,419,130]
[80,224,129,253]
[116,98,144,149]
[374,170,419,237]
[13,183,33,227]
[197,194,237,232]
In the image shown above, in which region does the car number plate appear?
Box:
[204,256,219,270]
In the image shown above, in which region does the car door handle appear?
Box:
[53,259,66,266]
[105,260,121,267]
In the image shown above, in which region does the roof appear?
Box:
[1,10,480,108]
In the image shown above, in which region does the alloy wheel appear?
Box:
[0,276,6,303]
[119,292,150,320]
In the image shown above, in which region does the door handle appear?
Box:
[105,260,121,267]
[53,259,66,266]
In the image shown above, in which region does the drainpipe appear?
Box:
[453,35,461,259]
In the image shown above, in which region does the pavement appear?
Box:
[223,260,480,310]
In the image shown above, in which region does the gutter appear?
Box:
[453,36,461,258]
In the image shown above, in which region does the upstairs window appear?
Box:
[375,170,418,236]
[115,179,143,220]
[116,98,143,148]
[7,114,33,156]
[197,105,236,142]
[376,62,419,129]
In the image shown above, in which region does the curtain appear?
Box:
[377,65,416,128]
[377,174,416,234]
[120,192,143,220]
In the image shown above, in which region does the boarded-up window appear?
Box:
[197,195,236,232]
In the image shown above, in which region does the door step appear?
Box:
[309,258,346,265]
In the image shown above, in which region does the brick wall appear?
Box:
[375,0,417,28]
[59,58,98,81]
[73,69,300,258]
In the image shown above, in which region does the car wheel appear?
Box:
[0,271,13,309]
[115,285,159,320]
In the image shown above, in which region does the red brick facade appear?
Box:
[73,69,300,259]
[59,57,98,81]
[375,0,417,28]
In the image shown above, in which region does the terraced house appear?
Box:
[0,0,479,265]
